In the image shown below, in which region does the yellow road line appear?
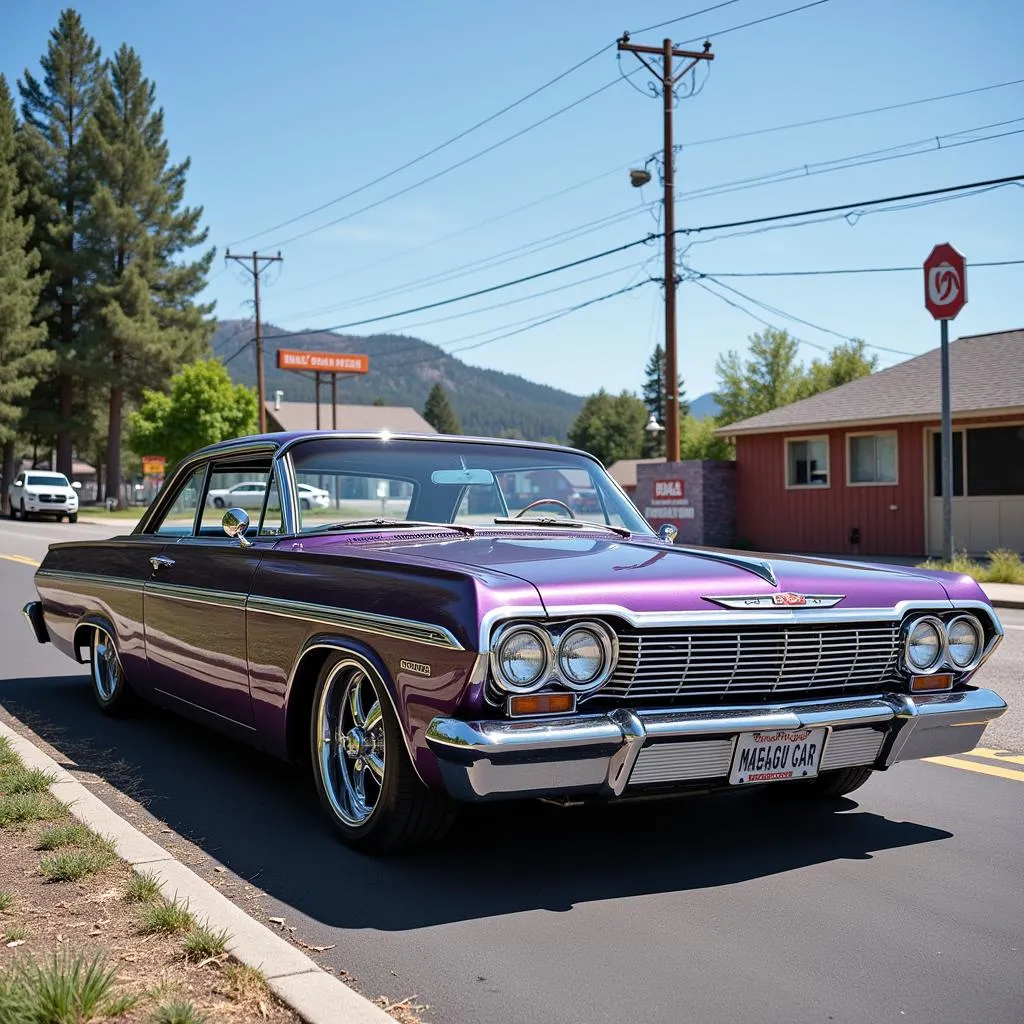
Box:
[968,746,1024,766]
[0,554,40,567]
[925,755,1024,782]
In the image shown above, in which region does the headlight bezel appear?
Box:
[490,623,552,694]
[903,615,946,674]
[944,613,985,671]
[901,612,988,676]
[555,621,616,692]
[489,619,618,697]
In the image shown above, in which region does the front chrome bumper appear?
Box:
[22,601,50,645]
[425,689,1007,801]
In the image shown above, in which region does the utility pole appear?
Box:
[225,250,283,433]
[617,34,713,462]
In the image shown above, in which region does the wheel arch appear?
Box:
[284,636,428,786]
[72,613,118,665]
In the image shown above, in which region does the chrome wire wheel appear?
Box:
[91,627,121,702]
[316,660,387,828]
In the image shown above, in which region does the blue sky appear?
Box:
[4,0,1023,401]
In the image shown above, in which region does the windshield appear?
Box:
[286,437,652,535]
[26,473,70,487]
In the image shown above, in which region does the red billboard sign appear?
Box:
[652,479,684,502]
[276,349,369,373]
[923,243,967,321]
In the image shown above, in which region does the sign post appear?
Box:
[923,243,967,563]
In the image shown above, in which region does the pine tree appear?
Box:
[0,75,52,508]
[18,9,104,475]
[640,344,688,457]
[83,44,214,501]
[423,383,462,434]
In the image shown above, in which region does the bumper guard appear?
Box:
[22,601,50,645]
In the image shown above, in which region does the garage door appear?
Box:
[927,424,1024,555]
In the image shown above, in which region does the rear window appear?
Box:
[27,473,70,487]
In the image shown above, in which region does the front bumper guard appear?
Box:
[425,689,1007,801]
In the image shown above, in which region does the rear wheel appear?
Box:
[300,498,311,511]
[89,626,137,716]
[767,765,874,800]
[309,654,456,853]
[213,496,225,509]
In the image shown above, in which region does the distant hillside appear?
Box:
[689,391,721,420]
[212,320,585,442]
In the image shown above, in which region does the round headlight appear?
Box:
[557,627,608,689]
[946,615,983,668]
[495,627,549,692]
[905,617,944,672]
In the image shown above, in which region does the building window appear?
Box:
[786,437,829,487]
[966,424,1024,496]
[848,433,898,485]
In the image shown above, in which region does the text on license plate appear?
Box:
[729,727,827,785]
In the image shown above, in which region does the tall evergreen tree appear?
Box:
[567,389,647,466]
[640,344,688,457]
[423,383,462,434]
[18,9,104,475]
[83,44,214,501]
[0,75,51,508]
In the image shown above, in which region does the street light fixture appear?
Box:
[646,413,663,435]
[629,168,652,188]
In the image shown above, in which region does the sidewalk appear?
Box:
[981,583,1024,610]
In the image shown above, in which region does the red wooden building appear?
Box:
[715,329,1024,558]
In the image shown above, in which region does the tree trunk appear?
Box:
[105,381,123,506]
[1,442,13,516]
[57,372,74,477]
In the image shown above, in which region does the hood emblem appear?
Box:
[704,593,845,609]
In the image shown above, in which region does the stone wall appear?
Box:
[634,460,736,547]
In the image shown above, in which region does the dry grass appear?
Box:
[124,869,163,905]
[139,897,194,936]
[919,548,1024,585]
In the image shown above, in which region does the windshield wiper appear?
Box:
[305,519,476,535]
[493,516,631,539]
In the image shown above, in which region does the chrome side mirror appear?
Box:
[658,523,678,544]
[222,507,251,548]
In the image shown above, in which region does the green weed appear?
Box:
[124,869,163,904]
[39,847,116,882]
[139,896,194,935]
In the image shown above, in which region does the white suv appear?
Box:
[8,471,81,523]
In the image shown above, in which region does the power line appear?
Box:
[693,258,1024,277]
[289,117,1021,322]
[632,0,743,35]
[678,173,1024,237]
[677,75,1024,150]
[262,173,1024,340]
[267,73,1024,303]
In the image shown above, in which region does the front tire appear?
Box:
[19,499,27,521]
[300,498,311,511]
[213,497,225,509]
[68,512,78,523]
[767,765,874,801]
[89,626,137,716]
[309,654,456,853]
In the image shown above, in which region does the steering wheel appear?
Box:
[514,498,576,519]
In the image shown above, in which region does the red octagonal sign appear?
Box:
[923,242,967,320]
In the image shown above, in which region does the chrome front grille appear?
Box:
[603,622,902,703]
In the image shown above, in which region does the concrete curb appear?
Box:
[0,718,393,1024]
[980,584,1024,611]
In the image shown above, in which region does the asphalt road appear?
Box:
[2,519,1022,1024]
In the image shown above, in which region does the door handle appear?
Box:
[149,555,175,572]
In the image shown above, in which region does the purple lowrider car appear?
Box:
[23,431,1007,852]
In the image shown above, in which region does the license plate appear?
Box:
[729,727,827,785]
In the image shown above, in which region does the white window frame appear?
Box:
[784,435,830,490]
[846,430,899,487]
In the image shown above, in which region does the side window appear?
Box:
[199,463,272,536]
[257,469,284,536]
[150,466,207,536]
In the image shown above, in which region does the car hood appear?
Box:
[301,529,958,614]
[25,485,76,496]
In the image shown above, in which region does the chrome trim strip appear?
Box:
[146,581,248,610]
[246,594,464,650]
[703,594,845,610]
[35,569,140,593]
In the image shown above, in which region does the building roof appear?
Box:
[266,401,436,435]
[716,328,1024,436]
[606,457,665,489]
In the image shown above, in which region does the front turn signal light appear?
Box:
[911,673,954,692]
[508,692,576,717]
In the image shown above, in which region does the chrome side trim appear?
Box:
[246,595,464,650]
[35,569,140,592]
[146,581,248,610]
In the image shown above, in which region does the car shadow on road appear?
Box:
[1,672,953,933]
